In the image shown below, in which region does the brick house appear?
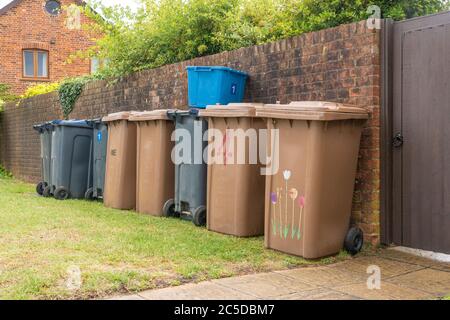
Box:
[0,0,98,94]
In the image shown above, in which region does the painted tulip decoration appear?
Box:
[283,170,292,239]
[283,170,292,181]
[277,187,283,238]
[298,196,306,240]
[271,192,278,236]
[289,188,299,239]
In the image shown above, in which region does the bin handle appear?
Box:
[193,67,213,72]
[189,109,199,116]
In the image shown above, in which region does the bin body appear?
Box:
[200,104,266,237]
[186,66,248,109]
[103,112,137,210]
[88,119,108,199]
[256,102,368,259]
[34,122,55,191]
[130,110,175,216]
[50,120,94,199]
[168,110,208,222]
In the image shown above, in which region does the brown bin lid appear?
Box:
[199,103,264,118]
[129,109,171,121]
[102,111,136,122]
[256,101,369,121]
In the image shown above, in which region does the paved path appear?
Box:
[110,249,450,300]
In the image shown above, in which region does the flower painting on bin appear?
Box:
[271,169,305,241]
[270,192,278,236]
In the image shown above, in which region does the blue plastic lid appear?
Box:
[186,66,248,77]
[53,120,94,129]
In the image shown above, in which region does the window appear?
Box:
[23,50,49,79]
[44,0,61,16]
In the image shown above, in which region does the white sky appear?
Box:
[0,0,140,11]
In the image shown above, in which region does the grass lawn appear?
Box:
[0,177,350,300]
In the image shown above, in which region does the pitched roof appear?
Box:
[0,0,87,16]
[0,0,22,16]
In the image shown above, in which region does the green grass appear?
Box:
[0,178,349,300]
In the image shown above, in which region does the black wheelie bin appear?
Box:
[50,120,94,200]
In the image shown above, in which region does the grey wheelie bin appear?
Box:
[33,121,56,197]
[84,119,108,200]
[165,109,208,226]
[50,120,94,200]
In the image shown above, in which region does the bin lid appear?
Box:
[33,121,53,131]
[52,120,94,129]
[186,66,248,77]
[199,103,264,118]
[255,101,369,121]
[166,108,201,119]
[102,111,135,122]
[129,109,171,121]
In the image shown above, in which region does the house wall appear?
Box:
[0,20,381,244]
[0,0,95,94]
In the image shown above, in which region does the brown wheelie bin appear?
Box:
[199,103,266,237]
[129,110,175,216]
[256,101,368,259]
[102,111,137,210]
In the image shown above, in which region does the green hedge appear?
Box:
[83,0,449,78]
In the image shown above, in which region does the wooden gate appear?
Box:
[381,12,450,254]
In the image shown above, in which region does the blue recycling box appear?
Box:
[186,66,248,108]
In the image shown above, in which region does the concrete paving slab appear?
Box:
[277,265,366,288]
[333,282,434,300]
[331,256,426,278]
[386,268,450,296]
[382,249,450,272]
[391,247,450,263]
[137,282,256,300]
[217,272,317,299]
[273,288,361,300]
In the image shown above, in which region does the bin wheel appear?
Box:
[163,199,177,217]
[192,206,207,227]
[344,227,364,255]
[54,187,70,201]
[42,186,52,198]
[36,182,46,196]
[85,188,94,201]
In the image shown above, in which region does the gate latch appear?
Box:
[393,133,404,148]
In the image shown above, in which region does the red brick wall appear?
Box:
[0,21,381,244]
[0,0,95,94]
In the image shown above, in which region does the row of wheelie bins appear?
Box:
[33,66,368,259]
